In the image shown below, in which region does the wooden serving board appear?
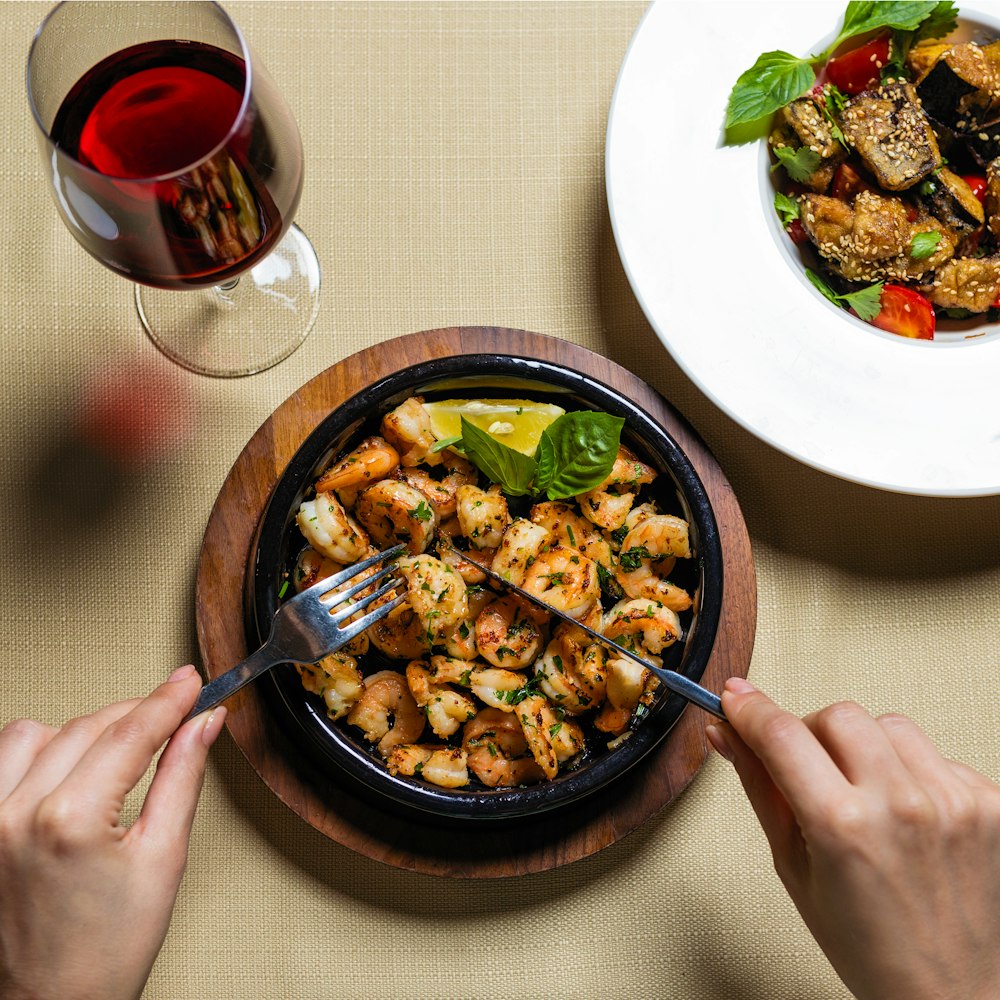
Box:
[195,328,756,877]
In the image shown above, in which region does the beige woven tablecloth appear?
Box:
[3,2,1000,998]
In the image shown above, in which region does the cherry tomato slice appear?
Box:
[866,284,935,340]
[831,162,874,201]
[787,218,809,245]
[960,174,988,203]
[825,35,891,95]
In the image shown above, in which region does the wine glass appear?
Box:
[26,1,320,378]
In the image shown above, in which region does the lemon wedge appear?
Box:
[423,398,565,456]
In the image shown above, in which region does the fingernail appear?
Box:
[724,677,756,695]
[706,724,735,762]
[201,706,227,747]
[168,664,196,683]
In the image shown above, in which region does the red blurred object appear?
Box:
[787,218,809,245]
[825,35,891,94]
[960,174,988,203]
[75,361,195,466]
[866,285,935,340]
[831,162,874,201]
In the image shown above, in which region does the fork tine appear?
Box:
[327,576,403,628]
[297,543,405,606]
[317,559,398,608]
[333,592,407,645]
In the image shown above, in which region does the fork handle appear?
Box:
[183,643,283,723]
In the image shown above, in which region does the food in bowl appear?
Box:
[283,394,699,791]
[727,1,1000,341]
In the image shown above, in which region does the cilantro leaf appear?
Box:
[806,269,885,322]
[772,145,821,183]
[912,0,959,43]
[909,230,942,260]
[840,282,885,322]
[725,50,815,127]
[774,191,801,227]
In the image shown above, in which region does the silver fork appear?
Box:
[184,544,407,722]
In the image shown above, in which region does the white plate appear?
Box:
[606,0,1000,496]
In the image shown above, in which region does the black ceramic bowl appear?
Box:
[250,355,723,822]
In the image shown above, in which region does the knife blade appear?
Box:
[443,541,724,719]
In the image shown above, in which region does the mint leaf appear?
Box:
[459,417,536,496]
[726,51,815,127]
[772,145,821,183]
[774,191,801,227]
[841,282,885,321]
[534,412,624,501]
[909,230,942,260]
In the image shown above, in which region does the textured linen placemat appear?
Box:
[2,3,999,998]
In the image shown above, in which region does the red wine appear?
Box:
[50,40,302,289]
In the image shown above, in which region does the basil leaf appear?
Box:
[826,1,943,58]
[459,417,536,496]
[772,145,821,183]
[725,51,815,127]
[534,411,624,501]
[774,191,801,227]
[909,230,942,260]
[430,434,463,453]
[840,282,884,321]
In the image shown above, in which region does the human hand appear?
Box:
[706,678,1000,1000]
[0,666,225,1000]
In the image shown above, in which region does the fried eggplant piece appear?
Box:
[800,191,957,282]
[839,81,942,190]
[918,167,985,238]
[924,255,1000,311]
[985,158,1000,242]
[768,96,846,192]
[916,41,1000,133]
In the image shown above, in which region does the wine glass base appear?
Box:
[135,224,321,378]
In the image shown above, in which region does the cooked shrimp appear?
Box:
[475,595,544,669]
[521,544,600,620]
[435,517,495,585]
[594,652,662,735]
[529,501,614,570]
[468,666,527,712]
[428,655,527,712]
[463,708,545,787]
[576,445,656,531]
[380,396,442,467]
[387,744,469,788]
[296,492,371,564]
[489,518,549,587]
[355,479,438,554]
[534,635,607,715]
[614,514,693,610]
[456,484,510,551]
[395,451,476,520]
[515,693,577,780]
[397,553,469,644]
[441,616,478,660]
[315,435,400,493]
[369,604,430,660]
[603,598,682,655]
[292,546,341,593]
[346,669,425,756]
[405,660,477,738]
[296,651,363,721]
